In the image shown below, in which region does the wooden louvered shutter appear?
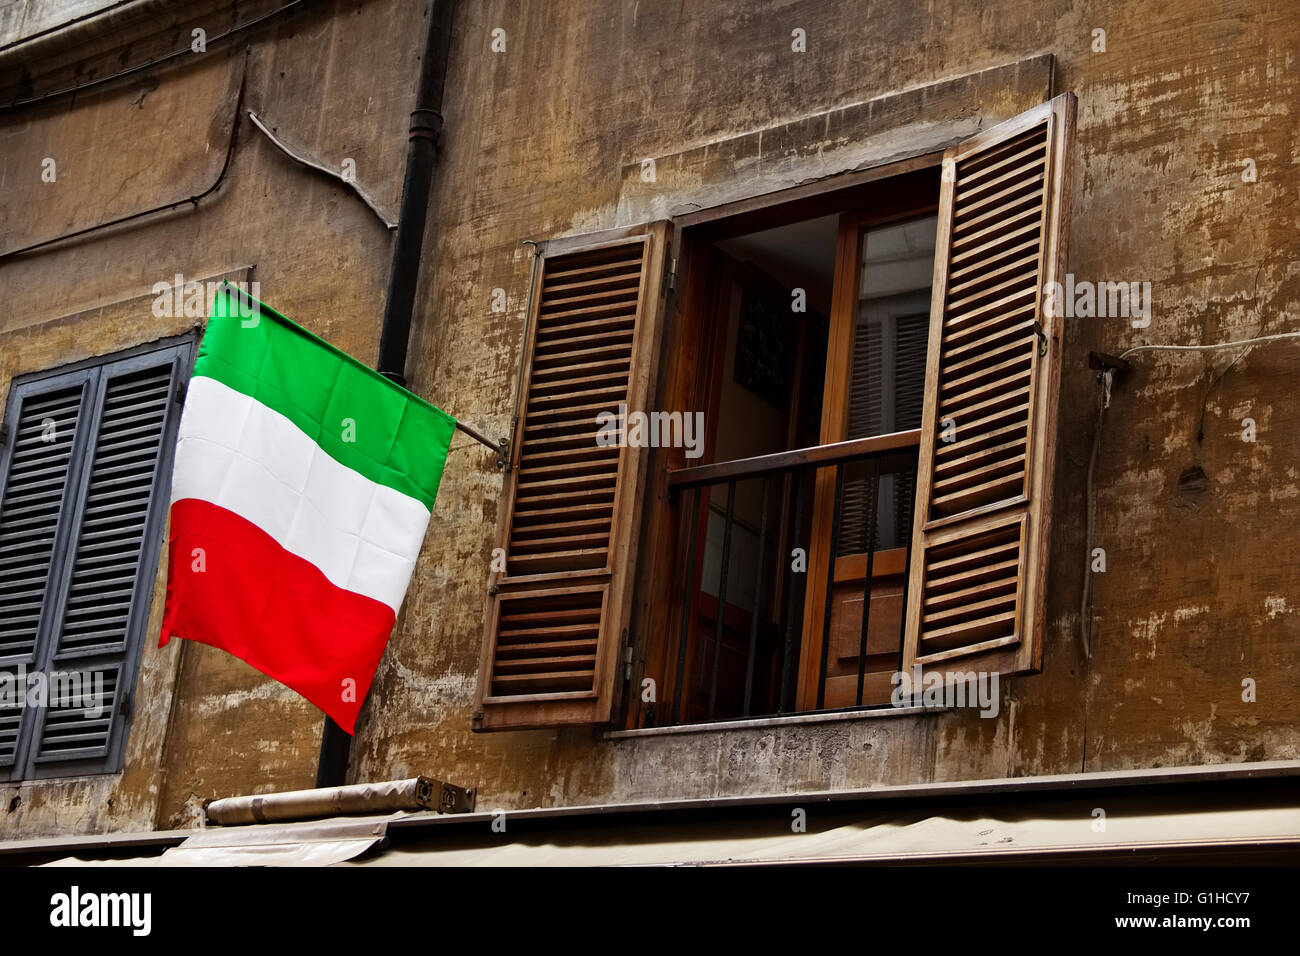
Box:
[475,223,671,731]
[903,93,1075,681]
[0,374,91,772]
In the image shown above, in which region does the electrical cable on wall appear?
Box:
[1119,331,1300,359]
[0,62,248,261]
[1080,329,1300,658]
[247,110,398,229]
[1080,368,1113,659]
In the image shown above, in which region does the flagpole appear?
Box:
[454,419,507,466]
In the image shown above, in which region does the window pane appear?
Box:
[840,215,937,555]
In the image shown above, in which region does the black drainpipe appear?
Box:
[316,0,456,787]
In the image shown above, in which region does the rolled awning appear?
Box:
[203,776,473,826]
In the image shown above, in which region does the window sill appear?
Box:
[604,704,948,740]
[2,767,125,787]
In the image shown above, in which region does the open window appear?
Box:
[474,93,1075,732]
[650,169,942,725]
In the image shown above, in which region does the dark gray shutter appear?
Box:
[0,338,191,780]
[0,376,90,768]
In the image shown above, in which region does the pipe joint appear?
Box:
[409,107,444,143]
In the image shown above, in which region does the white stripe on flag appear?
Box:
[171,375,430,612]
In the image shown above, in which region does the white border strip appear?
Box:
[171,375,429,611]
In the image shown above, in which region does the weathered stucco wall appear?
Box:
[354,0,1300,806]
[0,0,123,48]
[1,0,1298,837]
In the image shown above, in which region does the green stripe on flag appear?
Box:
[194,284,456,510]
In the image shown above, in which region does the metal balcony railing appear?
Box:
[661,430,920,726]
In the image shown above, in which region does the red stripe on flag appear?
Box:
[158,497,396,733]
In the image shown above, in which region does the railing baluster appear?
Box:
[670,486,702,726]
[743,477,770,717]
[895,465,918,697]
[777,468,806,715]
[707,480,737,721]
[815,464,846,711]
[855,459,880,706]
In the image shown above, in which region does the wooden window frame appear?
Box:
[628,156,944,729]
[795,198,941,712]
[479,95,1073,732]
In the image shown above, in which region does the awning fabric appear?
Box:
[33,795,1300,867]
[23,761,1300,867]
[346,799,1300,866]
[41,816,390,867]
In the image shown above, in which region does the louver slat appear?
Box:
[34,665,119,762]
[29,355,179,771]
[505,243,645,577]
[903,93,1075,680]
[489,588,604,696]
[50,365,174,661]
[0,683,22,766]
[839,321,884,554]
[0,381,85,768]
[915,517,1025,663]
[0,386,82,664]
[476,225,669,731]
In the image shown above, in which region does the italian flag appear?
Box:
[158,286,455,733]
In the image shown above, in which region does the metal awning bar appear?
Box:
[668,429,921,489]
